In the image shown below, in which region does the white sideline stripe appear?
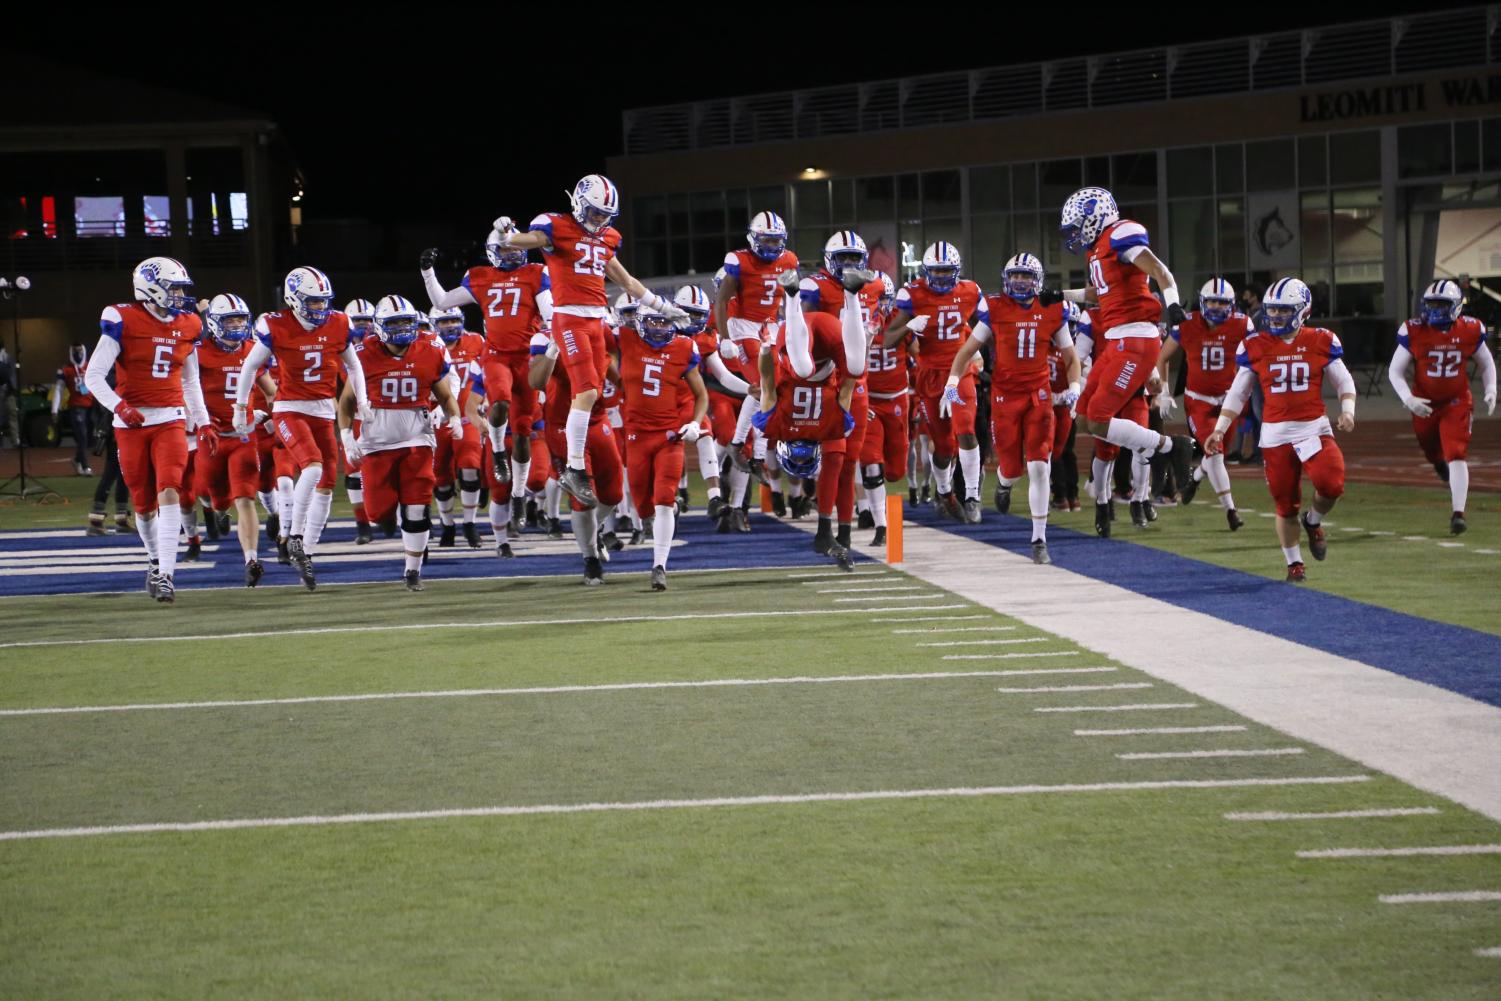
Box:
[997,683,1153,694]
[1340,526,1364,532]
[1369,530,1396,536]
[787,570,890,580]
[872,615,988,623]
[0,775,1373,842]
[1379,891,1501,904]
[1402,535,1428,542]
[1036,703,1198,713]
[816,586,928,594]
[0,606,971,651]
[1476,549,1500,555]
[1,562,221,576]
[1225,808,1442,821]
[944,651,1082,660]
[1075,725,1247,736]
[1475,947,1501,957]
[1116,747,1304,760]
[833,594,947,603]
[890,626,1017,635]
[916,637,1049,647]
[1298,844,1501,859]
[0,670,1042,718]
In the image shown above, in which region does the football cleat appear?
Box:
[812,520,834,555]
[560,466,598,509]
[1167,436,1195,494]
[836,523,852,549]
[245,559,264,588]
[771,491,787,518]
[355,521,373,546]
[1227,508,1245,532]
[1031,540,1051,565]
[404,570,424,592]
[1094,503,1112,538]
[1451,512,1467,536]
[628,528,644,546]
[463,523,482,549]
[920,484,932,506]
[511,496,527,530]
[525,499,541,528]
[602,531,624,553]
[155,573,175,604]
[831,543,854,572]
[492,452,512,483]
[1432,460,1450,483]
[438,524,456,548]
[496,540,515,558]
[203,511,220,541]
[858,509,875,530]
[707,496,727,521]
[184,537,202,562]
[1130,501,1147,528]
[731,508,751,534]
[1179,472,1200,506]
[1143,499,1158,523]
[145,565,161,599]
[676,488,690,514]
[1301,512,1328,561]
[871,526,887,547]
[217,510,232,537]
[962,499,983,524]
[1285,561,1307,583]
[908,486,918,506]
[583,556,605,586]
[288,536,316,590]
[115,514,133,532]
[994,483,1012,514]
[277,538,292,565]
[86,518,107,537]
[716,510,733,534]
[938,491,962,521]
[650,565,668,591]
[790,495,811,519]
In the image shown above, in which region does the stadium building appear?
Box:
[608,6,1501,371]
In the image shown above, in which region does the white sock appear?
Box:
[545,479,561,520]
[915,436,932,488]
[437,491,456,527]
[180,504,197,540]
[512,459,531,493]
[1090,457,1110,502]
[402,506,427,573]
[729,466,750,506]
[1282,544,1303,564]
[461,483,479,524]
[1132,456,1150,502]
[291,466,320,537]
[156,504,182,577]
[489,421,506,452]
[1032,517,1047,542]
[277,476,295,538]
[305,490,333,554]
[571,508,598,558]
[696,436,719,478]
[347,486,364,509]
[959,446,982,501]
[258,490,277,517]
[1203,453,1234,509]
[653,506,675,568]
[1028,460,1050,520]
[1450,459,1469,514]
[934,461,954,494]
[865,485,887,528]
[706,485,722,501]
[1105,417,1163,453]
[788,478,803,498]
[856,497,869,515]
[751,429,768,461]
[489,500,507,532]
[734,395,758,444]
[565,408,590,469]
[136,511,160,561]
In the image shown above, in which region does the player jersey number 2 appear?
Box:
[486,287,522,317]
[1424,349,1462,378]
[573,245,610,277]
[1267,360,1310,394]
[302,350,323,382]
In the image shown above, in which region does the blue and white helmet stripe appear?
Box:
[1420,279,1464,327]
[823,231,868,278]
[1198,277,1236,323]
[1262,277,1313,334]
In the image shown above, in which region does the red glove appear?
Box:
[196,425,219,457]
[115,402,145,427]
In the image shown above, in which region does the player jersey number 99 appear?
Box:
[1267,360,1310,394]
[380,375,419,403]
[574,245,610,277]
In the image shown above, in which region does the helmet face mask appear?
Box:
[349,318,374,341]
[923,265,959,293]
[1420,280,1462,328]
[1059,187,1119,256]
[1002,253,1044,303]
[211,314,250,350]
[1261,277,1312,336]
[488,243,528,271]
[921,242,963,293]
[776,439,821,480]
[133,257,196,316]
[284,267,335,327]
[569,174,620,235]
[436,318,463,343]
[1201,297,1234,324]
[636,311,677,348]
[748,211,789,262]
[823,231,868,280]
[375,295,420,348]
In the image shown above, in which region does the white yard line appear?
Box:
[1379,891,1501,904]
[1297,844,1501,859]
[1116,747,1304,760]
[832,594,948,603]
[787,570,891,580]
[1225,808,1442,821]
[996,682,1153,694]
[916,637,1049,647]
[0,669,1038,718]
[816,586,928,594]
[1474,947,1501,957]
[1075,725,1248,736]
[0,775,1373,842]
[943,651,1082,660]
[1036,703,1200,713]
[871,614,989,623]
[874,523,1501,822]
[890,626,1017,635]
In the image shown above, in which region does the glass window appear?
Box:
[1484,119,1501,173]
[636,196,667,239]
[856,175,895,220]
[1013,212,1042,263]
[1301,191,1332,276]
[692,237,724,275]
[1398,124,1453,179]
[750,185,787,218]
[1246,139,1294,192]
[923,170,962,217]
[1218,198,1246,273]
[970,166,1009,213]
[1298,136,1327,187]
[636,240,665,278]
[74,196,125,238]
[1331,188,1383,272]
[793,181,829,229]
[1215,144,1244,193]
[898,220,925,275]
[831,179,855,229]
[667,238,689,276]
[1111,152,1157,204]
[725,189,749,231]
[969,214,1011,288]
[1039,158,1083,206]
[1084,156,1111,188]
[1166,148,1213,198]
[668,194,689,240]
[1455,120,1481,175]
[794,231,824,271]
[1012,163,1037,210]
[897,174,921,220]
[1329,130,1381,184]
[691,191,724,237]
[1169,199,1214,283]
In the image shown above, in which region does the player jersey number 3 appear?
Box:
[574,245,609,277]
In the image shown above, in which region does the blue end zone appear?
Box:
[905,505,1501,709]
[0,510,859,598]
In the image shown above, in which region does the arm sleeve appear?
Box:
[798,277,822,310]
[1387,344,1415,404]
[1474,340,1497,398]
[84,335,122,413]
[784,297,815,379]
[705,353,750,395]
[1325,358,1356,398]
[341,344,367,405]
[536,286,554,324]
[841,293,866,377]
[1074,332,1093,360]
[424,268,478,309]
[52,376,63,415]
[1221,366,1256,416]
[970,322,993,345]
[235,339,273,407]
[1051,323,1074,349]
[181,351,209,428]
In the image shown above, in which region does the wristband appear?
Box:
[944,374,960,390]
[1340,398,1355,417]
[1068,381,1081,396]
[1161,286,1181,308]
[1063,289,1088,303]
[636,291,663,312]
[1212,414,1233,435]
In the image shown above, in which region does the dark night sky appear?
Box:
[3,3,1462,230]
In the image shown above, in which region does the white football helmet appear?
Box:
[1060,187,1120,255]
[432,305,465,344]
[613,292,638,326]
[206,293,251,348]
[374,295,420,347]
[1261,277,1313,335]
[823,231,868,279]
[132,256,195,315]
[1198,278,1236,324]
[486,229,528,270]
[675,285,711,334]
[567,174,620,234]
[284,266,335,326]
[921,241,963,293]
[415,310,433,334]
[747,211,788,262]
[635,300,677,348]
[1003,253,1045,302]
[1420,279,1463,328]
[879,272,896,309]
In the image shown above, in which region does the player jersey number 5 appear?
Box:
[574,245,610,276]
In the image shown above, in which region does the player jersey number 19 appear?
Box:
[1201,344,1226,371]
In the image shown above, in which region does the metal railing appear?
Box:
[623,7,1499,154]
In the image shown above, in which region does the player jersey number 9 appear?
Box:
[487,287,522,317]
[1425,349,1462,379]
[1268,360,1310,394]
[792,386,822,421]
[151,343,174,379]
[574,245,610,277]
[1201,344,1226,371]
[381,375,419,403]
[223,369,241,399]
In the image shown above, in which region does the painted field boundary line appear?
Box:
[1475,947,1501,957]
[833,594,947,603]
[997,682,1153,694]
[872,614,988,624]
[1379,891,1501,904]
[0,668,1095,718]
[1225,808,1442,821]
[1075,725,1248,736]
[816,586,928,594]
[1035,703,1199,713]
[945,651,1083,661]
[1117,747,1305,760]
[0,775,1374,842]
[1297,844,1501,859]
[890,626,1017,635]
[917,637,1049,647]
[0,604,973,651]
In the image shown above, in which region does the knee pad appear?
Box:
[459,470,482,493]
[344,473,361,490]
[862,465,885,491]
[400,505,432,534]
[433,485,455,502]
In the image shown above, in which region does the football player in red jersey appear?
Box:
[339,296,461,592]
[489,174,688,511]
[430,305,486,548]
[53,342,97,476]
[194,294,279,586]
[1206,278,1357,582]
[342,299,376,545]
[83,257,214,603]
[1155,278,1252,531]
[860,273,908,545]
[718,211,798,462]
[1388,279,1497,534]
[421,231,552,503]
[676,284,750,524]
[614,300,709,590]
[233,266,370,591]
[883,241,988,521]
[1054,187,1195,530]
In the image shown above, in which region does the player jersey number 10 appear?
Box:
[1267,360,1310,394]
[1088,259,1109,295]
[573,245,610,277]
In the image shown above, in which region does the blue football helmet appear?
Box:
[1003,253,1044,303]
[205,293,251,350]
[1261,277,1313,336]
[748,211,788,262]
[777,438,821,479]
[432,306,465,344]
[375,295,420,347]
[921,241,962,293]
[674,285,711,335]
[636,301,677,348]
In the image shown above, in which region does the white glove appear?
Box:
[341,428,363,464]
[429,407,444,431]
[252,409,269,430]
[1157,393,1176,418]
[1485,390,1497,416]
[677,422,702,443]
[1056,383,1080,409]
[939,376,961,418]
[544,338,560,360]
[357,397,375,424]
[1403,395,1433,418]
[447,414,464,438]
[231,404,253,435]
[906,314,930,333]
[719,340,746,363]
[492,216,516,235]
[660,302,690,325]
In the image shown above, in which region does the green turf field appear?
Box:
[3,569,1499,999]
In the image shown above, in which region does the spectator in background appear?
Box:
[53,343,97,475]
[1230,284,1265,465]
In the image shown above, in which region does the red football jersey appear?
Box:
[802,270,883,326]
[618,328,700,433]
[59,364,95,408]
[895,278,986,373]
[1173,311,1251,397]
[866,336,908,396]
[195,338,256,432]
[99,303,201,409]
[256,310,353,402]
[528,212,621,309]
[724,248,799,326]
[1398,316,1488,403]
[987,296,1071,395]
[1087,220,1162,332]
[1236,327,1344,424]
[465,263,549,353]
[359,337,451,409]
